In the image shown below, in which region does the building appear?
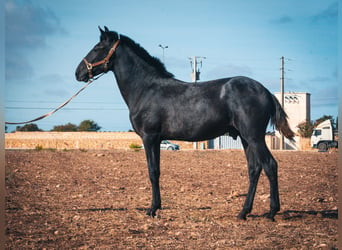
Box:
[274,92,311,149]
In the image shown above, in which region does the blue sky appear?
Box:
[5,0,339,132]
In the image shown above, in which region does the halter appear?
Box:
[83,39,120,79]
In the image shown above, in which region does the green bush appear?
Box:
[129,143,141,149]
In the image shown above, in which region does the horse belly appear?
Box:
[161,107,229,141]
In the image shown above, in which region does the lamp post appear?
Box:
[158,44,168,64]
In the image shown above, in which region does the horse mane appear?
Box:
[119,34,174,78]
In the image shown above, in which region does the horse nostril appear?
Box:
[75,70,85,82]
[75,63,87,82]
[75,70,81,81]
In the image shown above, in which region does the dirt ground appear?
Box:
[5,149,338,249]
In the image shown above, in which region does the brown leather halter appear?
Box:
[83,39,120,79]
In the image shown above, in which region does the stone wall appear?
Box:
[298,137,312,151]
[5,132,194,150]
[5,132,314,151]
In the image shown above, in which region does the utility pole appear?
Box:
[189,56,206,83]
[158,44,168,64]
[280,56,285,150]
[189,56,206,149]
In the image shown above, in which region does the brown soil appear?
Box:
[5,149,338,249]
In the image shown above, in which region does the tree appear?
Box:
[51,123,78,132]
[16,123,42,132]
[51,120,101,132]
[297,120,314,138]
[78,120,101,131]
[314,115,333,128]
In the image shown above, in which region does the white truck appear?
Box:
[311,119,338,151]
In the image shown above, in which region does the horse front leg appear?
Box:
[143,134,161,217]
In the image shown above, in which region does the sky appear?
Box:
[4,0,339,132]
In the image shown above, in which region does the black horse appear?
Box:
[76,26,294,221]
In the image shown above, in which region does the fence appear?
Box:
[208,136,243,149]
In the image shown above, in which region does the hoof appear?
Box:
[264,212,276,222]
[146,206,161,218]
[237,212,247,220]
[146,208,156,217]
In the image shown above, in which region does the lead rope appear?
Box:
[5,73,104,125]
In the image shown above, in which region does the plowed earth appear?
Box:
[5,149,338,249]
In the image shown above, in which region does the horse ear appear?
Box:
[104,26,109,32]
[98,26,105,34]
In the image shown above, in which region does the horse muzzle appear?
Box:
[75,62,89,82]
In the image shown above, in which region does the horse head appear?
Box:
[75,26,120,82]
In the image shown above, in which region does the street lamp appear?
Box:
[158,44,168,64]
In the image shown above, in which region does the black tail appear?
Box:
[271,95,295,141]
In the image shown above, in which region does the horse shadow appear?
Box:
[280,209,338,220]
[74,206,338,220]
[247,209,338,220]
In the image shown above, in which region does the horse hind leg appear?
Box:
[237,140,262,220]
[238,140,280,221]
[262,152,280,221]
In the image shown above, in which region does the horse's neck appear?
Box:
[112,46,157,107]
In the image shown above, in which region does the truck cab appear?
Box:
[311,119,338,151]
